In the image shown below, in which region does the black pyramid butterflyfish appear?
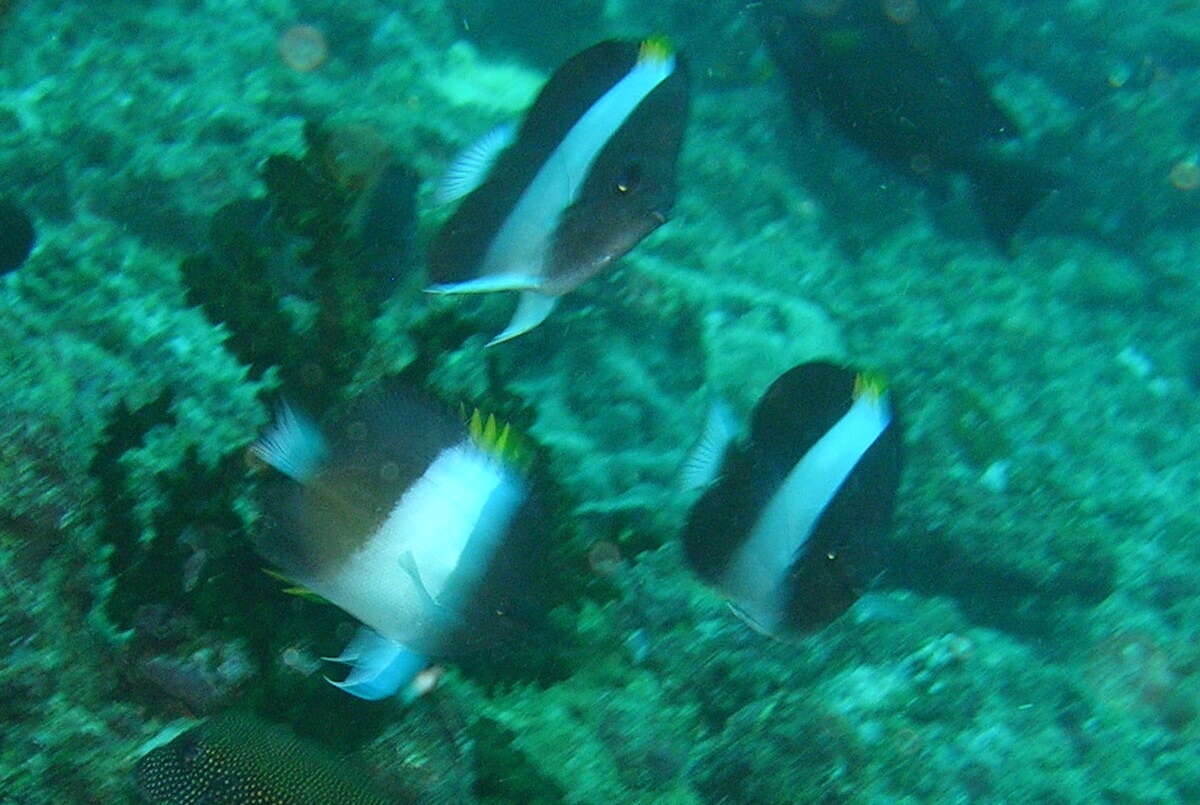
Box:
[250,381,542,699]
[680,362,903,636]
[428,38,690,345]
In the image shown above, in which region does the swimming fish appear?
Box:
[350,160,419,302]
[679,362,903,636]
[251,382,537,699]
[0,198,35,274]
[760,0,1055,249]
[427,38,690,345]
[135,711,392,804]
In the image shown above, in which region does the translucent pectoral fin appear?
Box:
[434,122,516,205]
[322,627,426,700]
[679,399,738,492]
[252,402,327,482]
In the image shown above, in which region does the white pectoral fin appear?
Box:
[434,122,516,205]
[487,292,558,346]
[397,550,459,630]
[323,627,427,701]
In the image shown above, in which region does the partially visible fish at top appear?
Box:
[759,0,1056,251]
[427,37,690,345]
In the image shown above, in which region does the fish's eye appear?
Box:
[179,739,203,765]
[615,164,642,194]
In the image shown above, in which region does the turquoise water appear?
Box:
[1,0,1198,802]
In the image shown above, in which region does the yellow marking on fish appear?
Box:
[853,371,888,402]
[263,568,327,603]
[638,36,674,66]
[466,407,531,470]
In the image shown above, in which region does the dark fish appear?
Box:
[0,198,35,274]
[252,382,538,699]
[761,0,1054,249]
[135,712,393,804]
[680,362,903,636]
[428,38,690,344]
[350,160,419,302]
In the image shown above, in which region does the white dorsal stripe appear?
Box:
[720,392,892,634]
[310,441,524,647]
[476,50,676,287]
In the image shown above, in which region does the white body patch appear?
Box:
[309,441,523,648]
[437,52,676,294]
[720,392,892,634]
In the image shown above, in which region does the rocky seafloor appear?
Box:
[1,0,1198,802]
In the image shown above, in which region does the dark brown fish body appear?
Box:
[761,0,1054,247]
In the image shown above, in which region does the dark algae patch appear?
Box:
[181,120,418,416]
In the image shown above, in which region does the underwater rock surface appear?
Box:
[0,0,1197,802]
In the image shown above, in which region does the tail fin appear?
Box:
[969,157,1058,253]
[323,627,427,700]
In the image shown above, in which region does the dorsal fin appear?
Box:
[466,406,532,469]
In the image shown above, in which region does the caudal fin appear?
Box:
[323,627,427,700]
[969,157,1058,252]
